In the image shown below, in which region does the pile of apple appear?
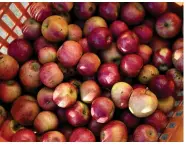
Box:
[0,2,183,142]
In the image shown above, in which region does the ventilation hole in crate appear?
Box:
[175,110,183,117]
[0,46,8,54]
[13,26,22,36]
[20,16,27,23]
[21,2,29,8]
[27,7,31,16]
[7,36,14,44]
[1,14,15,29]
[174,101,181,107]
[0,26,8,39]
[168,122,176,128]
[9,3,22,19]
[167,111,174,117]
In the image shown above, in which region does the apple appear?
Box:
[11,95,40,126]
[137,44,153,64]
[22,18,41,40]
[120,54,143,77]
[143,2,167,16]
[80,80,101,104]
[66,101,90,127]
[117,31,139,54]
[88,118,105,136]
[37,87,57,111]
[98,63,120,88]
[53,82,77,108]
[0,106,7,127]
[156,12,181,38]
[20,60,42,88]
[83,16,107,36]
[133,124,158,142]
[68,24,82,41]
[41,131,66,142]
[138,64,159,84]
[158,96,175,114]
[78,38,92,53]
[69,127,96,142]
[57,40,83,68]
[172,37,183,51]
[129,88,158,117]
[133,84,147,89]
[59,125,73,141]
[87,27,113,50]
[77,53,101,77]
[99,2,120,21]
[30,2,52,22]
[121,2,145,25]
[40,62,64,88]
[74,2,96,20]
[172,48,183,72]
[34,111,58,133]
[52,2,73,12]
[111,82,133,109]
[38,47,57,64]
[144,110,168,132]
[120,109,140,128]
[153,47,172,72]
[100,120,128,142]
[91,97,115,123]
[149,75,175,98]
[41,15,68,42]
[12,129,36,142]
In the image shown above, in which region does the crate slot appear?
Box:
[13,26,22,36]
[21,2,29,9]
[7,35,14,44]
[1,14,15,29]
[0,46,8,54]
[0,26,8,39]
[9,3,22,19]
[20,16,27,23]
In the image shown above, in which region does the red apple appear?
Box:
[117,31,139,54]
[0,106,7,127]
[12,129,36,142]
[98,63,120,88]
[172,37,183,51]
[172,48,183,72]
[77,53,101,77]
[156,12,181,38]
[69,127,96,142]
[52,2,73,12]
[34,111,58,133]
[8,38,33,63]
[57,40,83,67]
[41,131,66,142]
[133,124,158,142]
[11,95,40,126]
[133,84,147,90]
[91,97,115,123]
[66,101,90,127]
[53,82,77,108]
[22,18,41,40]
[158,96,175,114]
[41,15,68,42]
[78,38,92,53]
[68,24,82,41]
[59,125,73,141]
[88,118,105,136]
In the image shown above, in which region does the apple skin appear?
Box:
[78,38,92,53]
[11,95,40,126]
[20,60,42,88]
[138,64,159,84]
[100,120,128,142]
[66,101,90,127]
[52,2,73,12]
[0,80,21,103]
[98,63,120,88]
[40,131,66,142]
[68,24,82,41]
[121,2,145,25]
[156,12,182,38]
[111,82,133,109]
[74,2,96,20]
[69,127,96,142]
[0,120,23,141]
[37,87,57,111]
[77,53,101,77]
[91,97,115,123]
[41,15,68,42]
[12,129,36,142]
[149,75,175,98]
[30,2,52,22]
[88,118,105,136]
[0,54,19,81]
[53,82,77,108]
[117,31,139,54]
[143,2,167,16]
[153,48,172,72]
[40,62,64,88]
[172,48,183,72]
[144,110,168,132]
[57,40,83,68]
[99,2,120,21]
[0,106,7,127]
[120,109,140,128]
[34,111,58,133]
[133,124,158,142]
[120,54,143,78]
[158,96,175,114]
[83,16,108,36]
[172,37,183,51]
[129,88,158,118]
[80,80,101,104]
[133,84,147,90]
[59,125,73,141]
